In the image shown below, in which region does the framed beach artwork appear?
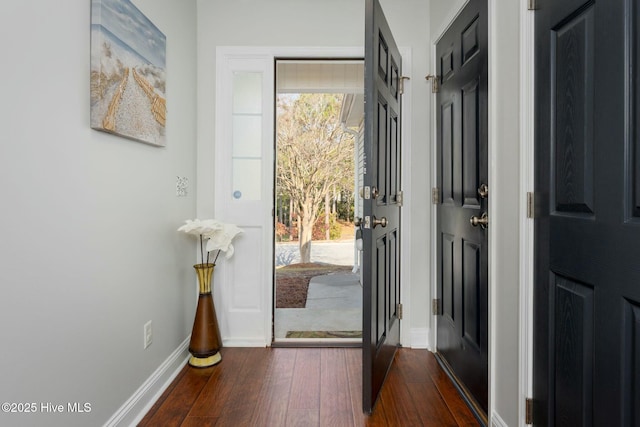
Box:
[90,0,166,146]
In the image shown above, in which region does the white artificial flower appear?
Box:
[178,218,243,263]
[177,219,222,236]
[205,222,244,259]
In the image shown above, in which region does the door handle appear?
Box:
[372,216,387,228]
[354,217,362,227]
[470,212,488,229]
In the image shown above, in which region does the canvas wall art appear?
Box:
[90,0,166,146]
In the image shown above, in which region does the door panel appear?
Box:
[377,100,388,201]
[442,233,455,322]
[462,79,480,209]
[462,240,481,351]
[534,0,640,425]
[623,300,640,424]
[442,102,455,205]
[553,5,595,215]
[435,0,488,416]
[553,276,594,427]
[363,0,402,413]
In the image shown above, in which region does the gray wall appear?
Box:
[489,1,522,424]
[0,1,198,425]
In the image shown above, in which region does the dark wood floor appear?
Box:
[139,347,480,426]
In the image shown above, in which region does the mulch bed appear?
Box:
[275,263,353,308]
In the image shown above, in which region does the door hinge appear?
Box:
[432,298,440,314]
[425,74,439,93]
[527,192,536,218]
[432,187,440,205]
[397,303,403,320]
[399,76,410,95]
[525,397,533,424]
[397,190,404,207]
[528,0,537,10]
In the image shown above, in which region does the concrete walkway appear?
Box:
[274,271,362,340]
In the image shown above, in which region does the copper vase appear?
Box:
[188,263,222,367]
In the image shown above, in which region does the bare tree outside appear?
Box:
[276,93,354,263]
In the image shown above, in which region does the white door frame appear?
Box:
[210,46,412,347]
[517,2,535,426]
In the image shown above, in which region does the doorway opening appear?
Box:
[273,59,364,344]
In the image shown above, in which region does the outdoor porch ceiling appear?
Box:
[276,60,364,94]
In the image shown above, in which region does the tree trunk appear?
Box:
[289,198,293,230]
[299,215,313,263]
[299,199,317,263]
[332,186,337,214]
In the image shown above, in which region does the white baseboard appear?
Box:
[491,411,509,427]
[410,328,429,349]
[223,338,269,347]
[103,337,190,427]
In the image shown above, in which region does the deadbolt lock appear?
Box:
[371,187,379,199]
[478,183,489,199]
